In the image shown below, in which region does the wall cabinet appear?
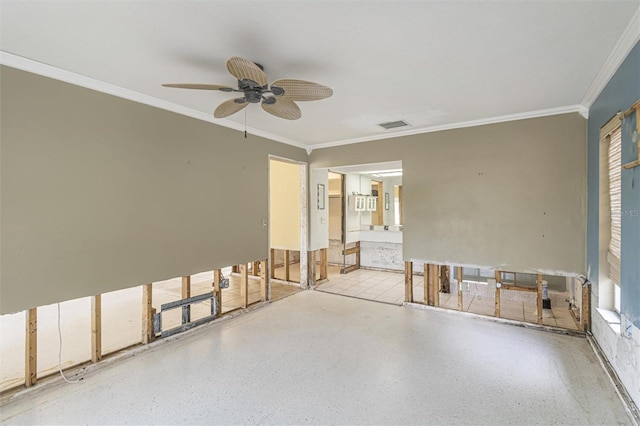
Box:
[349,195,377,212]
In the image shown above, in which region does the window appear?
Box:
[607,127,622,313]
[598,115,622,316]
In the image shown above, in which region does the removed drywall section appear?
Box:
[0,66,306,314]
[269,159,302,251]
[310,113,586,276]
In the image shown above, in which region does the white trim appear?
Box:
[310,105,583,150]
[0,51,308,151]
[580,6,640,110]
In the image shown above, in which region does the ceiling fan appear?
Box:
[162,56,333,120]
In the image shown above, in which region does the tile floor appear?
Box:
[0,291,630,425]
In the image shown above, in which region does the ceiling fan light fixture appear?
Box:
[163,56,332,120]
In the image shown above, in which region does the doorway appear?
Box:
[268,157,308,292]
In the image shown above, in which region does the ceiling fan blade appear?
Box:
[214,98,248,118]
[226,57,268,86]
[271,79,333,101]
[261,98,301,120]
[162,83,234,91]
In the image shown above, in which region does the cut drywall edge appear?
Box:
[408,258,583,278]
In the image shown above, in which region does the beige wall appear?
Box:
[269,159,301,250]
[0,67,306,314]
[310,113,587,276]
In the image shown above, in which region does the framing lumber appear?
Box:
[537,274,543,325]
[341,242,361,274]
[213,269,222,318]
[319,248,328,280]
[270,249,276,279]
[91,295,102,363]
[232,265,239,274]
[430,264,440,306]
[308,251,317,286]
[142,283,154,344]
[457,267,463,311]
[260,259,268,301]
[494,271,501,318]
[284,250,290,282]
[181,276,191,324]
[441,265,450,293]
[405,261,413,303]
[240,264,249,308]
[423,263,429,305]
[581,282,591,332]
[25,307,37,387]
[252,261,260,276]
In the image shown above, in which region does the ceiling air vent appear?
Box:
[378,120,411,130]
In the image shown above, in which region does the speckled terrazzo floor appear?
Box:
[0,290,631,425]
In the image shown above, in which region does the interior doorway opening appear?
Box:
[268,157,308,289]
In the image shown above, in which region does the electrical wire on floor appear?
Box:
[57,303,83,383]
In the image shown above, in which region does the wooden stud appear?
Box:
[423,263,429,305]
[430,264,440,307]
[232,265,239,274]
[308,251,317,287]
[457,267,463,311]
[581,282,591,332]
[441,265,450,293]
[404,261,413,303]
[91,295,102,363]
[213,269,222,318]
[270,249,276,279]
[181,276,191,324]
[537,274,543,325]
[319,248,328,280]
[494,271,501,318]
[260,259,268,301]
[355,242,361,270]
[252,261,260,276]
[142,283,154,344]
[25,307,37,387]
[240,264,248,308]
[284,250,290,282]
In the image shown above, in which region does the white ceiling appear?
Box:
[1,1,639,149]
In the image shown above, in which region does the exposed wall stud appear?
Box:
[260,259,268,301]
[457,267,463,311]
[270,249,276,279]
[537,274,543,325]
[284,250,290,281]
[240,264,249,308]
[319,248,328,280]
[142,283,154,344]
[213,269,222,318]
[404,261,413,303]
[581,282,591,332]
[308,251,317,287]
[494,271,501,318]
[181,276,191,324]
[25,308,37,387]
[91,295,102,363]
[430,264,440,306]
[423,263,429,305]
[252,261,260,277]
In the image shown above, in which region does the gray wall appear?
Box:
[310,113,587,276]
[586,41,640,328]
[0,66,306,314]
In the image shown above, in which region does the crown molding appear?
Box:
[309,105,583,151]
[580,6,640,110]
[0,51,308,151]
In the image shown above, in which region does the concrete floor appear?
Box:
[0,291,631,425]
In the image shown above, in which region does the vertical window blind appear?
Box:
[607,128,622,288]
